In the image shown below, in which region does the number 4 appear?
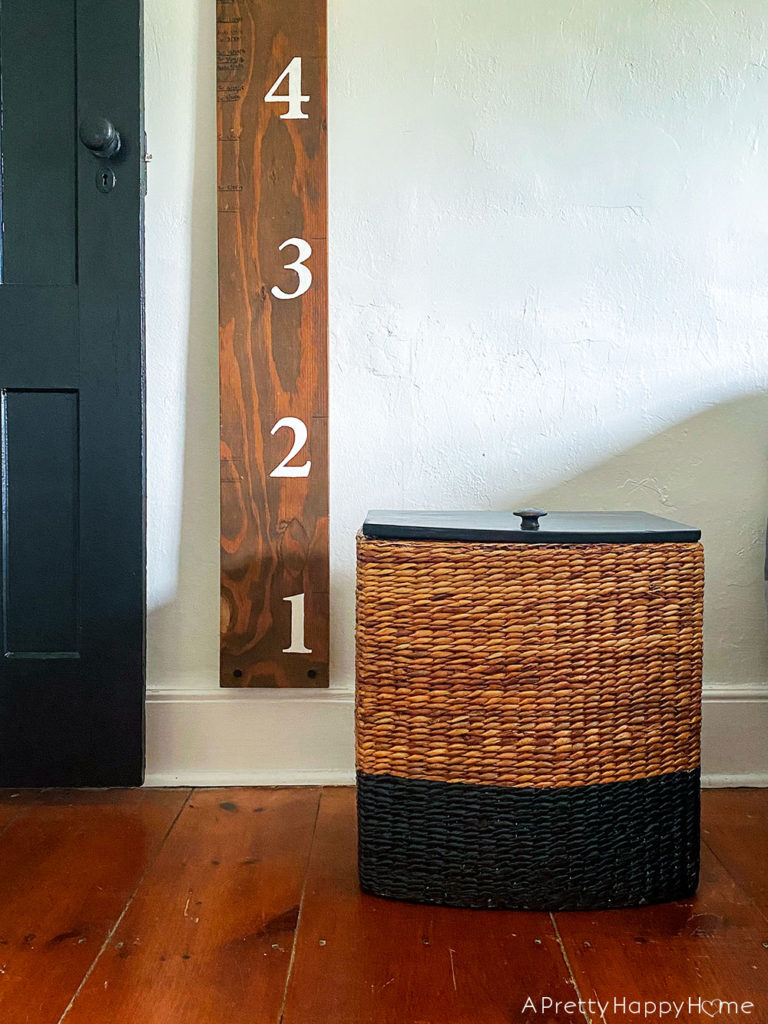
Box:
[264,57,309,120]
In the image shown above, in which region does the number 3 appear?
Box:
[271,238,312,300]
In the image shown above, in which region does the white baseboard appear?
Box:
[144,684,768,788]
[699,685,768,787]
[145,687,357,787]
[144,768,355,787]
[701,774,768,788]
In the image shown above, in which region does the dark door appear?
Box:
[0,0,145,785]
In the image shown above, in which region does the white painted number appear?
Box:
[270,416,311,477]
[264,57,309,119]
[271,238,313,300]
[283,593,312,654]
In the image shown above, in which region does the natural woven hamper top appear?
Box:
[356,535,704,790]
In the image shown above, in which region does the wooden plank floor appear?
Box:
[0,787,764,1024]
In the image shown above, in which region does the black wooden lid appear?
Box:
[362,510,701,544]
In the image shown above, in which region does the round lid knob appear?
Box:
[513,509,548,531]
[79,116,121,159]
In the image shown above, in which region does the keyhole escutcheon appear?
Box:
[96,167,116,193]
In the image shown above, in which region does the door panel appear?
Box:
[0,2,77,286]
[0,290,78,385]
[0,0,145,785]
[2,390,79,655]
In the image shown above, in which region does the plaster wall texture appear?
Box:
[144,0,768,780]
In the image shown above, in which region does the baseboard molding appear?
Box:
[144,768,355,787]
[700,685,768,701]
[701,773,768,788]
[145,683,768,788]
[146,687,354,704]
[145,685,357,787]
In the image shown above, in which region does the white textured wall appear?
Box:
[144,0,768,783]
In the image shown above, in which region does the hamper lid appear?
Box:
[362,510,701,544]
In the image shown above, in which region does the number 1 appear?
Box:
[283,593,312,654]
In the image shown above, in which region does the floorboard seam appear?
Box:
[549,913,598,1024]
[55,788,194,1024]
[701,836,768,925]
[277,787,323,1024]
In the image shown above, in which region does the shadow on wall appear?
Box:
[521,391,768,687]
[146,0,220,693]
[328,392,768,691]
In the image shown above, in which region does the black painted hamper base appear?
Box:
[357,769,701,911]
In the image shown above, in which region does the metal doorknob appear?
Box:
[79,116,121,158]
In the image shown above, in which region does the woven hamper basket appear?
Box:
[355,509,704,911]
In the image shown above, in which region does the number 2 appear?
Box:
[264,57,309,120]
[270,416,311,477]
[271,238,312,301]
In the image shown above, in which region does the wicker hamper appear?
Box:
[355,509,704,911]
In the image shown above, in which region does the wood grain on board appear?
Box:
[701,788,768,915]
[217,0,328,687]
[0,788,187,1023]
[0,787,764,1023]
[61,788,321,1024]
